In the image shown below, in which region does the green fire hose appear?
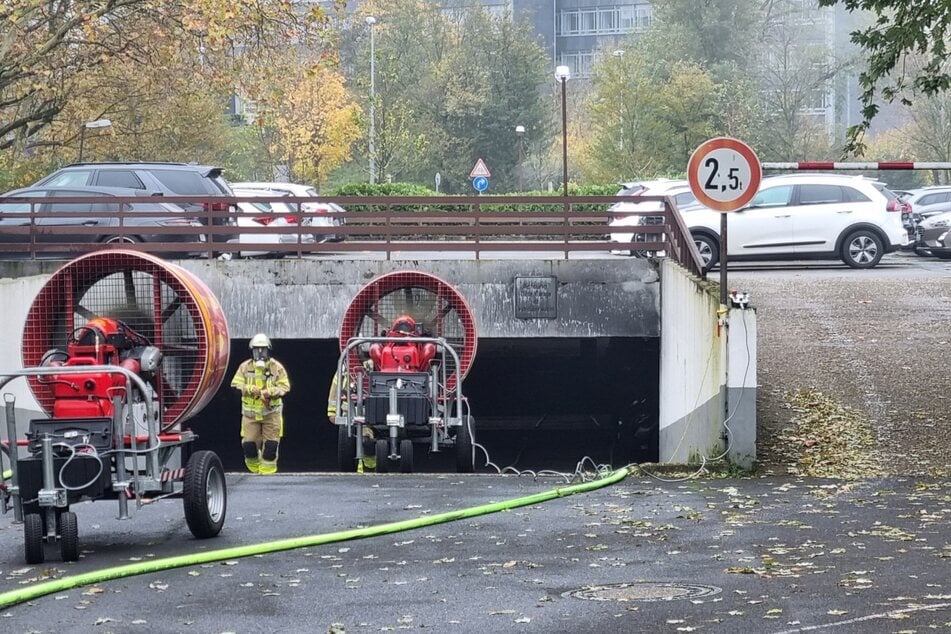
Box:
[0,466,631,609]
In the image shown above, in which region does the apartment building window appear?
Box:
[557,4,652,36]
[558,51,596,79]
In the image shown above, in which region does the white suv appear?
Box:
[685,174,910,270]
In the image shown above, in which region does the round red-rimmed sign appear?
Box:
[687,137,761,212]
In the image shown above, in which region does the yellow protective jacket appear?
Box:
[327,371,349,419]
[231,358,291,421]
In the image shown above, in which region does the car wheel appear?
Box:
[692,233,719,272]
[841,229,884,268]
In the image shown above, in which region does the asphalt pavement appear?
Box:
[0,471,947,633]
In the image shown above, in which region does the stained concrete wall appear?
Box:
[174,259,661,339]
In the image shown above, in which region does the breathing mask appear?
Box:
[252,346,269,367]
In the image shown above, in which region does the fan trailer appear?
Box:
[333,271,478,473]
[0,250,230,564]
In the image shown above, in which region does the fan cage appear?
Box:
[22,250,229,431]
[339,271,477,391]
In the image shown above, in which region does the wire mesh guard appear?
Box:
[339,271,477,390]
[21,250,229,431]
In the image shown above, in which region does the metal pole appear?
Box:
[560,78,568,197]
[720,213,728,306]
[78,126,86,162]
[368,19,377,185]
[516,129,524,193]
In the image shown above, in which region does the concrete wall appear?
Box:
[175,258,661,339]
[658,260,727,463]
[657,261,758,466]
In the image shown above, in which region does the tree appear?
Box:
[816,0,951,154]
[339,1,551,192]
[0,0,333,150]
[264,63,362,188]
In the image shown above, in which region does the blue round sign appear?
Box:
[473,176,489,192]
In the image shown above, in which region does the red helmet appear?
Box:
[390,315,417,336]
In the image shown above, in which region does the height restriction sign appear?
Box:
[687,137,761,212]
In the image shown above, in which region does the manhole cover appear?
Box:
[564,582,721,602]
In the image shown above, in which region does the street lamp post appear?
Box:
[366,16,377,185]
[78,118,112,162]
[555,65,570,197]
[612,50,625,152]
[515,125,525,192]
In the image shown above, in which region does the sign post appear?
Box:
[687,137,761,305]
[470,159,491,195]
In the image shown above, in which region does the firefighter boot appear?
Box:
[242,441,261,473]
[259,440,279,474]
[360,427,376,471]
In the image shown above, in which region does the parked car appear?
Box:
[224,187,317,258]
[609,179,696,255]
[929,220,951,259]
[682,173,910,271]
[230,182,345,243]
[899,186,951,219]
[915,210,951,259]
[33,162,236,243]
[0,186,204,259]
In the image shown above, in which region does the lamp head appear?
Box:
[555,65,570,82]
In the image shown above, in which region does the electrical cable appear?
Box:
[0,465,632,610]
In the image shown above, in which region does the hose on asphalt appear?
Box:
[0,465,632,609]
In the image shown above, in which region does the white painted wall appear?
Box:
[0,275,45,413]
[658,261,727,463]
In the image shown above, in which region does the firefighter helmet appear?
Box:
[249,333,271,349]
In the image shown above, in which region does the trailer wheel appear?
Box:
[183,450,227,539]
[59,511,79,562]
[455,415,475,473]
[399,439,414,473]
[24,513,44,564]
[375,439,389,474]
[337,426,358,472]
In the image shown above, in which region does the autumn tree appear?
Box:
[0,0,333,151]
[262,62,362,188]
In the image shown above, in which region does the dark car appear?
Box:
[0,186,205,259]
[33,162,235,242]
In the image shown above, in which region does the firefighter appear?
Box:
[328,359,376,471]
[231,333,291,474]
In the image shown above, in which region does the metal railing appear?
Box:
[0,194,706,278]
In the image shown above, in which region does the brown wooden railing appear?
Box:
[0,194,706,278]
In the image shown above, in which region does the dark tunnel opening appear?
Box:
[187,337,659,473]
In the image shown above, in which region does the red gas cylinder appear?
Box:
[22,250,230,432]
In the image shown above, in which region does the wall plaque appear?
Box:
[515,276,557,319]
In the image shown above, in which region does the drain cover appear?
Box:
[565,582,721,602]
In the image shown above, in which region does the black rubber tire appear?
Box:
[375,439,389,474]
[692,233,719,272]
[455,415,475,473]
[337,426,358,472]
[399,439,414,474]
[183,450,227,539]
[59,511,79,562]
[24,513,44,564]
[840,229,884,269]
